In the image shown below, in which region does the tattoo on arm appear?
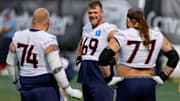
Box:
[163,66,174,76]
[161,37,173,52]
[49,45,58,51]
[44,44,58,54]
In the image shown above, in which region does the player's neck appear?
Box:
[92,20,104,29]
[33,25,48,31]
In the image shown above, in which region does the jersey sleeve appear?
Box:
[150,29,164,49]
[105,24,118,35]
[12,31,18,49]
[104,24,118,40]
[42,34,58,50]
[82,23,91,38]
[82,27,86,38]
[113,30,126,47]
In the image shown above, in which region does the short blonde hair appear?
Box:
[33,8,50,26]
[88,0,102,9]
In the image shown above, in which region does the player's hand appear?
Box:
[108,76,124,89]
[152,76,164,87]
[13,80,21,91]
[76,56,82,66]
[65,86,82,100]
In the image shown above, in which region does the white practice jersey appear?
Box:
[114,28,163,68]
[81,22,117,61]
[12,29,58,76]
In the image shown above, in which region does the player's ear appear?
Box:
[127,17,130,22]
[101,9,104,15]
[127,17,133,28]
[46,18,50,31]
[48,18,50,25]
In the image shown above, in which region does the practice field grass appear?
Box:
[0,73,180,101]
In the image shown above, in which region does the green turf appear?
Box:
[0,74,180,101]
[156,81,180,101]
[0,76,20,101]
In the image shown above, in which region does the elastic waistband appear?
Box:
[82,60,98,63]
[125,76,153,79]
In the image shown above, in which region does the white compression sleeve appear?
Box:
[6,50,19,83]
[46,51,70,88]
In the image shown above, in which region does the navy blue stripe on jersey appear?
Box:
[113,37,120,47]
[20,73,58,90]
[30,29,40,32]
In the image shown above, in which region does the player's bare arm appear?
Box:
[76,38,83,66]
[44,44,68,87]
[161,37,175,75]
[77,38,83,56]
[108,38,120,53]
[161,37,173,52]
[107,30,117,41]
[99,37,120,82]
[44,44,58,55]
[160,36,179,81]
[45,43,82,99]
[9,42,16,53]
[99,30,117,77]
[6,42,20,90]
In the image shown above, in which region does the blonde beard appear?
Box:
[91,20,100,28]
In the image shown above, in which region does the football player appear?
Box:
[76,1,117,101]
[6,8,82,101]
[99,8,179,101]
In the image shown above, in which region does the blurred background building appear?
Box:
[0,0,179,77]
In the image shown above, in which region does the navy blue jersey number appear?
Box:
[126,40,156,64]
[82,38,99,55]
[17,43,38,68]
